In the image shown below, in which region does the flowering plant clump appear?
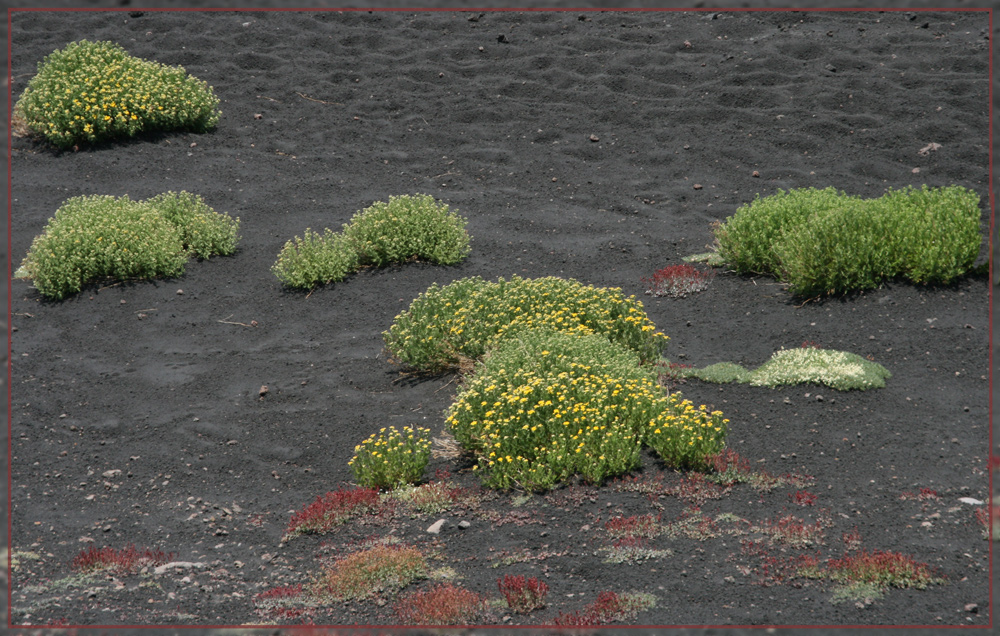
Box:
[273,194,469,289]
[71,544,174,574]
[15,192,239,300]
[349,425,432,490]
[310,543,427,600]
[446,330,727,490]
[642,263,716,298]
[283,486,382,540]
[15,39,220,149]
[498,575,549,613]
[394,583,487,625]
[385,275,669,371]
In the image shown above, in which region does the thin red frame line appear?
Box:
[989,7,996,632]
[5,5,995,631]
[6,7,13,632]
[5,6,995,12]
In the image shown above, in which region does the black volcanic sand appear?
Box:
[8,9,992,628]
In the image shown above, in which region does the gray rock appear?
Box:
[427,519,446,534]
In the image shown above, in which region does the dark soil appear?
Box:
[7,7,992,629]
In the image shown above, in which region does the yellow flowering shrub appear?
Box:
[445,330,728,491]
[384,275,669,371]
[349,425,432,490]
[16,192,239,299]
[15,39,220,149]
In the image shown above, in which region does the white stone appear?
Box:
[958,497,984,505]
[427,519,446,534]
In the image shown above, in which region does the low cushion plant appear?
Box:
[15,39,220,149]
[16,192,239,300]
[714,185,982,296]
[384,275,668,371]
[445,329,729,490]
[272,194,470,289]
[677,347,891,391]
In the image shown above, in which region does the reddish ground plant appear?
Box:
[498,574,550,613]
[604,513,662,539]
[752,511,832,548]
[654,361,692,390]
[284,486,382,539]
[789,490,818,506]
[312,543,427,600]
[552,590,656,626]
[394,583,487,625]
[397,473,480,514]
[253,584,316,622]
[900,487,940,501]
[70,544,174,574]
[842,527,863,551]
[801,340,822,349]
[973,507,990,538]
[663,508,724,541]
[642,263,716,298]
[738,540,820,587]
[669,472,730,505]
[611,471,670,496]
[806,549,945,591]
[705,448,753,485]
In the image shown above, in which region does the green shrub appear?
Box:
[343,194,471,267]
[143,191,240,259]
[384,275,669,371]
[16,192,239,300]
[676,347,891,391]
[715,187,857,275]
[349,425,432,490]
[272,229,360,289]
[272,194,470,289]
[15,39,220,149]
[714,185,982,296]
[445,330,728,490]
